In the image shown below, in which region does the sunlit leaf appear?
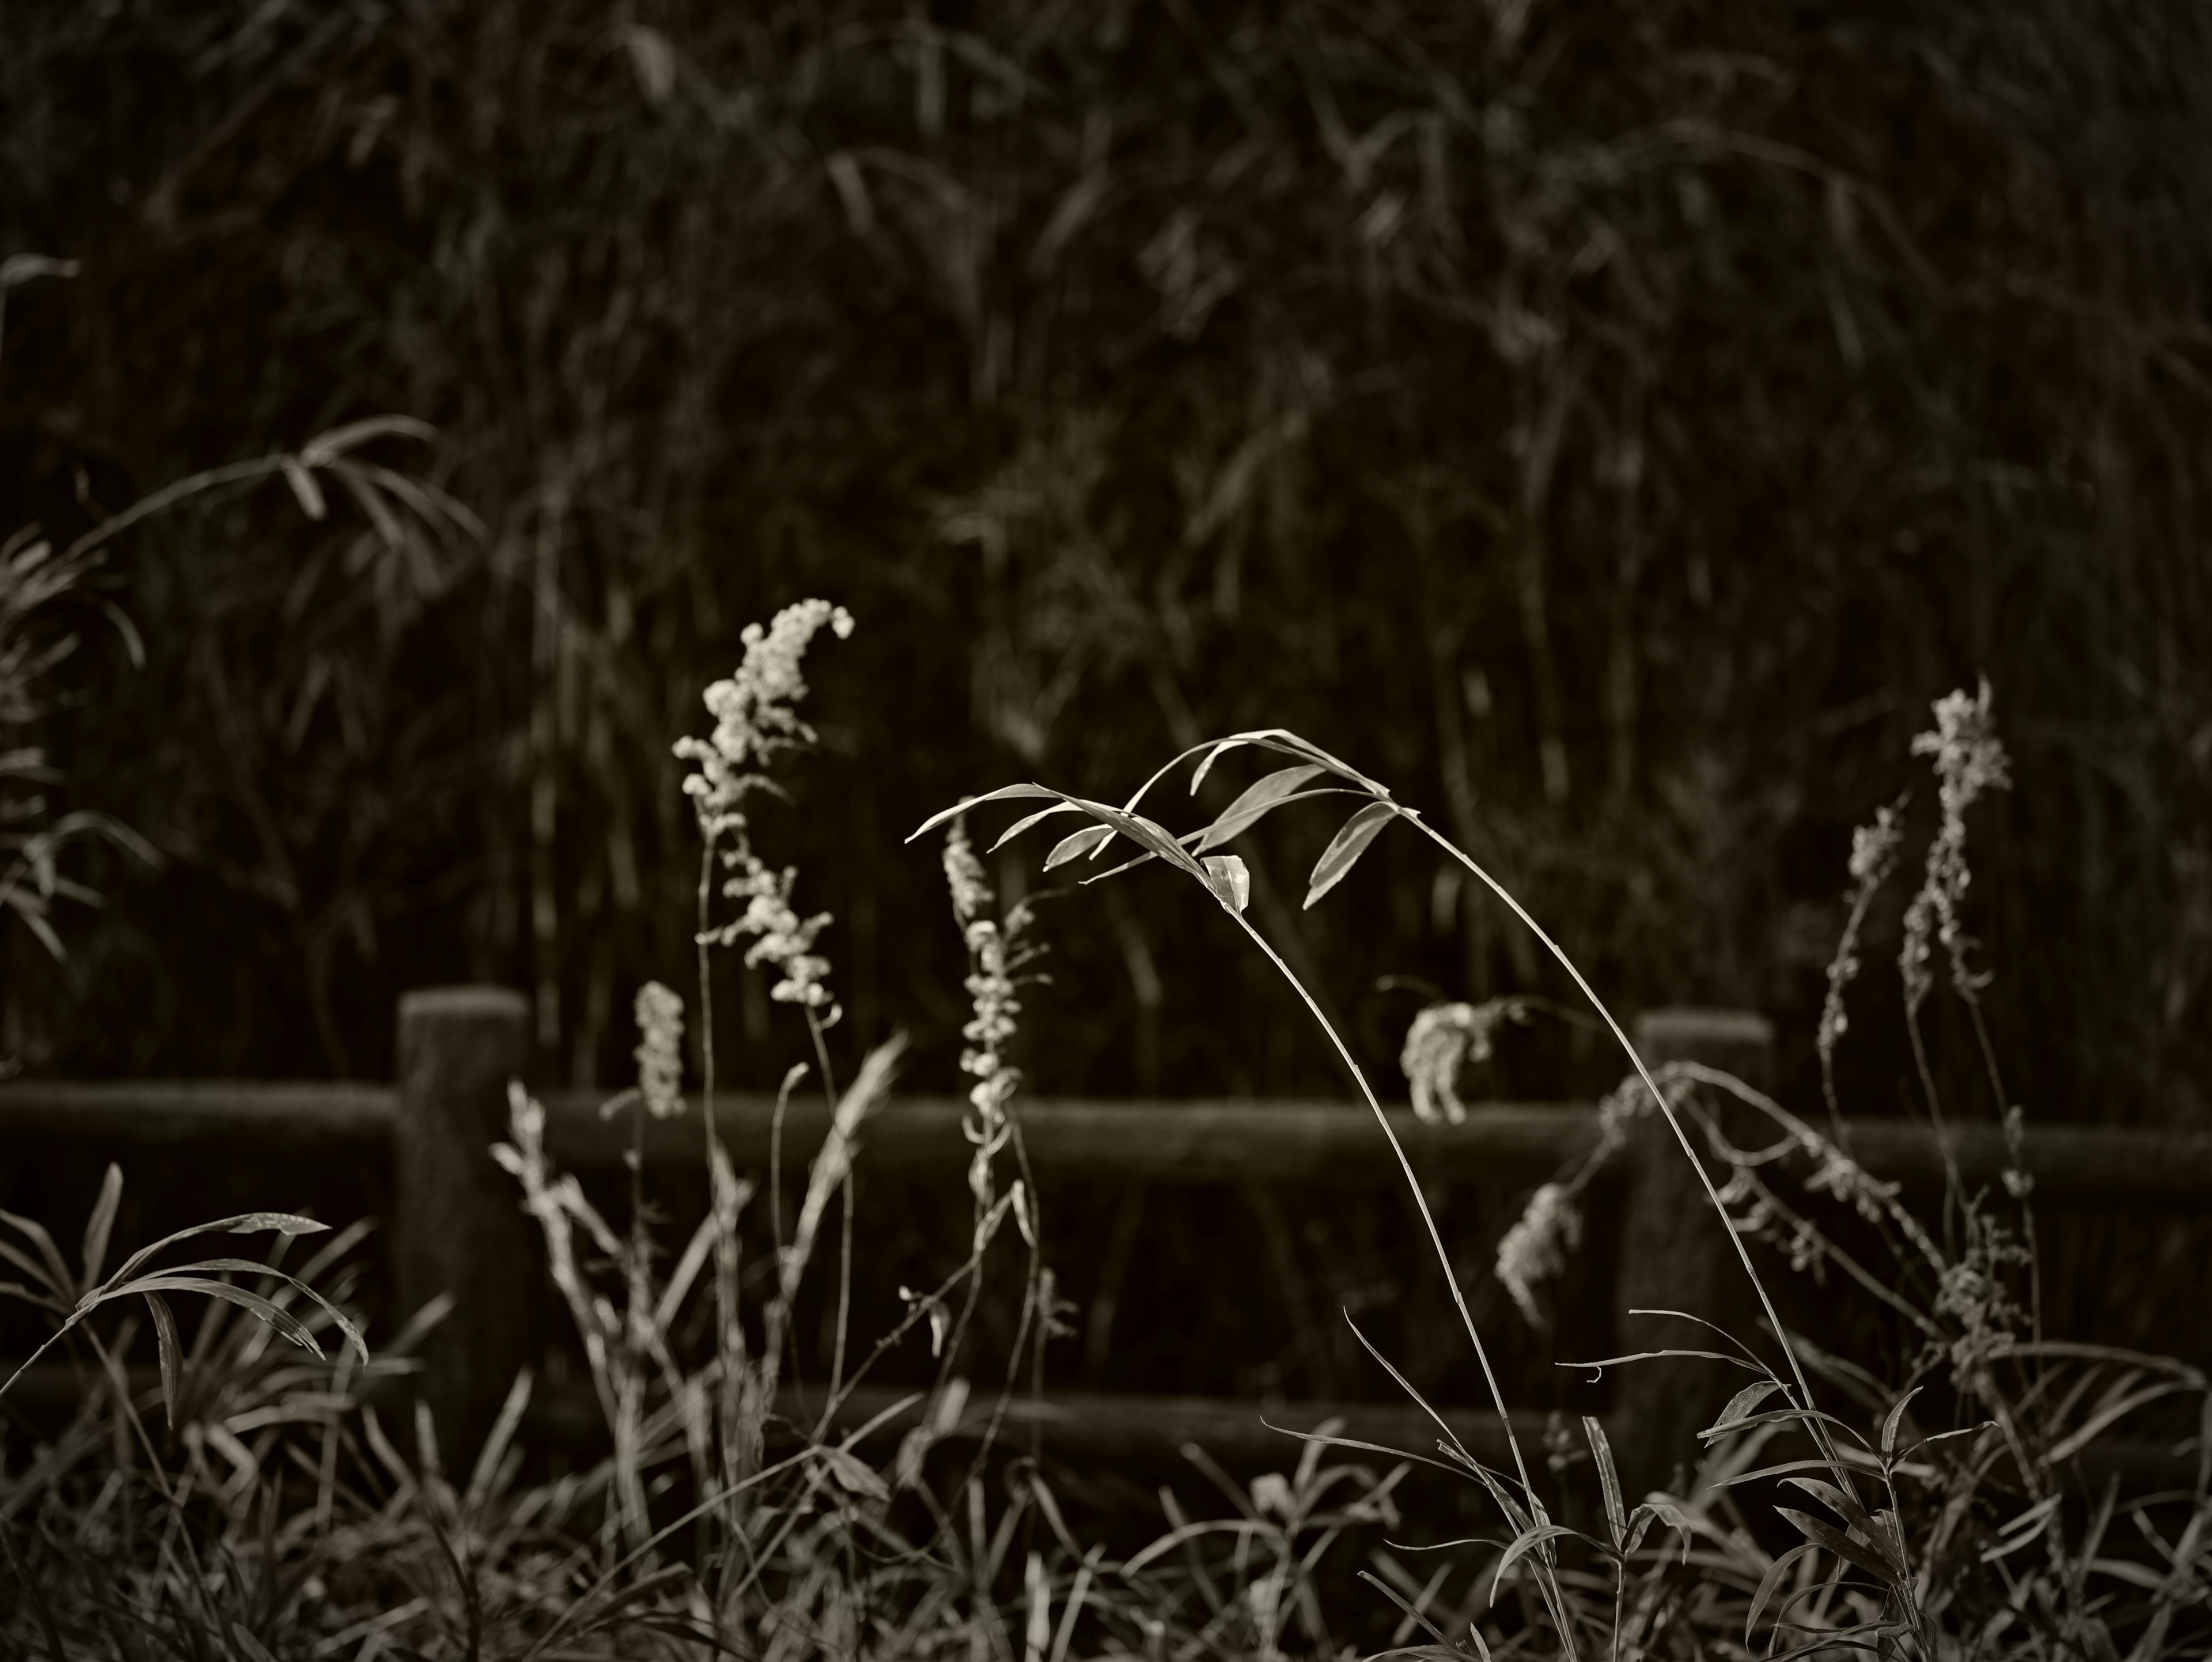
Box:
[1044,824,1115,869]
[908,783,1063,843]
[1302,801,1398,909]
[1194,764,1325,850]
[990,801,1085,850]
[1201,853,1249,914]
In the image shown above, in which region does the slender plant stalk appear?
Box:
[1404,815,1842,1471]
[1224,911,1540,1507]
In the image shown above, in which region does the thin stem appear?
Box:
[804,1007,855,1404]
[695,842,717,1160]
[1225,910,1540,1509]
[1405,815,1843,1477]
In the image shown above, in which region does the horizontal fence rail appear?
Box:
[4,990,2207,1493]
[6,1081,2211,1201]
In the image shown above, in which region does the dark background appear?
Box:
[4,3,2209,1135]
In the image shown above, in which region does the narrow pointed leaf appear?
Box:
[1880,1386,1921,1456]
[145,1292,182,1428]
[104,1213,329,1294]
[1582,1416,1627,1551]
[1194,764,1325,850]
[990,801,1085,850]
[117,1277,325,1357]
[1490,1523,1580,1600]
[1747,1542,1817,1645]
[908,783,1062,844]
[1044,824,1116,869]
[0,1209,72,1298]
[81,1164,124,1291]
[1709,1379,1785,1440]
[1304,801,1398,909]
[1782,1478,1903,1574]
[1777,1508,1901,1591]
[1188,739,1250,794]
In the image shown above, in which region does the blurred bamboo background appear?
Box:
[2,0,2207,1133]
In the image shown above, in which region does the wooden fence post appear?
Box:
[395,986,539,1462]
[1612,1007,1773,1498]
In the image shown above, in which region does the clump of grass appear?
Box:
[9,619,2207,1660]
[927,686,2211,1657]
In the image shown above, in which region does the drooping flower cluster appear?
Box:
[1399,998,1527,1125]
[632,981,685,1119]
[673,599,853,1024]
[1495,1182,1582,1326]
[1900,677,2010,1015]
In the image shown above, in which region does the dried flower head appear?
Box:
[1399,999,1527,1125]
[1496,1182,1582,1326]
[632,981,685,1119]
[1900,677,2011,1014]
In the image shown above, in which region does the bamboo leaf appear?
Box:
[990,801,1085,850]
[908,784,1063,843]
[1194,764,1324,849]
[1044,824,1115,869]
[1303,801,1398,909]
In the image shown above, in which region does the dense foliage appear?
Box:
[2,1,2208,1123]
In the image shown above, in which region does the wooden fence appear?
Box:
[5,989,2210,1493]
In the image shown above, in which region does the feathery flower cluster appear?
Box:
[673,599,853,1023]
[673,600,854,840]
[722,858,838,1015]
[1900,677,2011,1015]
[1399,999,1527,1125]
[945,818,1027,1219]
[632,982,685,1119]
[1818,794,1908,1073]
[1495,1182,1582,1326]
